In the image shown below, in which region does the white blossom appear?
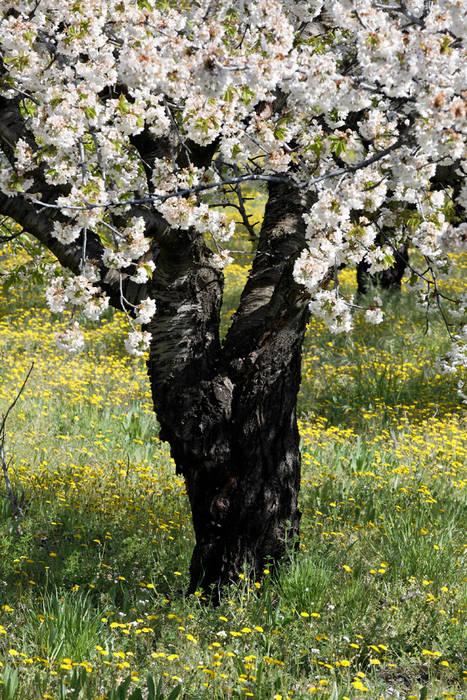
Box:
[0,0,465,362]
[134,297,156,325]
[211,251,234,270]
[84,294,109,321]
[55,322,85,353]
[52,222,82,245]
[365,307,384,325]
[308,290,353,334]
[130,260,156,284]
[46,278,68,313]
[124,329,151,356]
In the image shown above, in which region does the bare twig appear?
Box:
[0,218,23,243]
[373,2,426,27]
[0,362,34,532]
[27,138,404,214]
[231,165,259,241]
[425,257,455,340]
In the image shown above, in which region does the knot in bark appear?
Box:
[210,495,231,522]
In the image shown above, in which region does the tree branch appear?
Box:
[222,181,311,367]
[24,136,409,216]
[0,362,34,530]
[0,191,152,311]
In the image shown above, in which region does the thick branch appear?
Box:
[146,225,227,472]
[0,191,152,310]
[130,126,220,187]
[0,96,28,163]
[223,181,310,364]
[0,95,171,310]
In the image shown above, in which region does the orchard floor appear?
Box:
[0,260,465,700]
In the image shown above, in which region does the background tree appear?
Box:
[356,233,409,296]
[0,0,466,596]
[356,162,465,295]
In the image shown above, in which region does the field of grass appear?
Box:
[0,245,465,699]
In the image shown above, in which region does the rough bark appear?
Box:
[146,182,310,597]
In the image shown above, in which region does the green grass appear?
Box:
[0,249,465,699]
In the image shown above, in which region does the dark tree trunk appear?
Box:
[183,323,305,597]
[146,182,310,598]
[2,88,465,600]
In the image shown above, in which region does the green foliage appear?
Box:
[0,667,18,700]
[23,591,103,663]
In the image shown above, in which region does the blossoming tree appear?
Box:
[0,0,466,595]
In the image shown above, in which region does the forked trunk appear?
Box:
[146,182,310,597]
[0,102,312,596]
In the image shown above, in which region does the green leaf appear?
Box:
[166,686,181,700]
[115,676,131,700]
[146,674,156,700]
[118,93,130,115]
[1,666,19,699]
[223,86,236,103]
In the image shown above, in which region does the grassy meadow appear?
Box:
[0,238,465,699]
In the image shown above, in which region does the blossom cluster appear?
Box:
[0,0,465,362]
[46,274,108,319]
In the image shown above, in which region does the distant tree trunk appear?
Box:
[146,182,310,597]
[357,232,409,296]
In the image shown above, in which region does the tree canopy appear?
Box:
[1,0,466,358]
[0,0,466,591]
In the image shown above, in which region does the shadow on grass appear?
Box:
[0,478,194,611]
[299,368,464,430]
